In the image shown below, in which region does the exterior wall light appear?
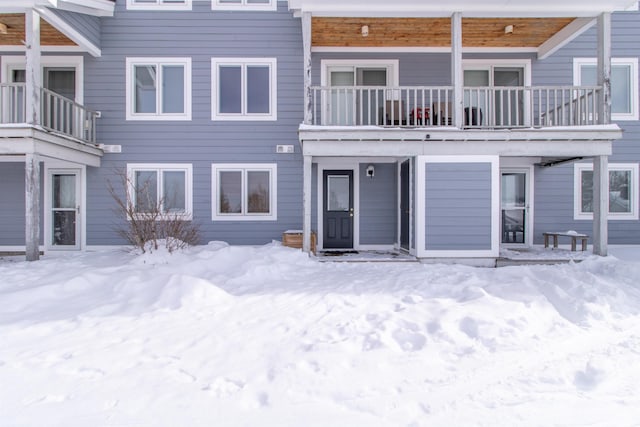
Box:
[361,25,369,37]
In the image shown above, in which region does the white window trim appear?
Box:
[211,58,277,121]
[1,55,84,103]
[212,0,277,11]
[126,57,192,121]
[126,0,192,11]
[320,59,400,88]
[573,57,639,121]
[127,163,193,220]
[462,59,532,86]
[212,163,278,221]
[574,162,639,220]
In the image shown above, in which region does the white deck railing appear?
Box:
[0,83,98,144]
[308,85,603,128]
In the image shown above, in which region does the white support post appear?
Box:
[597,13,611,125]
[592,155,608,256]
[302,12,313,125]
[25,153,41,261]
[25,9,41,126]
[302,155,312,253]
[451,12,463,128]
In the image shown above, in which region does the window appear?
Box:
[212,164,277,220]
[574,163,639,220]
[127,0,192,10]
[126,58,191,120]
[211,58,277,121]
[212,0,276,11]
[574,58,639,120]
[127,164,193,219]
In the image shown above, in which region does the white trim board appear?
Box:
[35,7,101,57]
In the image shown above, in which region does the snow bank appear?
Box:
[0,243,639,426]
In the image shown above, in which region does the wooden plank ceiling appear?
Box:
[312,17,576,48]
[0,14,76,46]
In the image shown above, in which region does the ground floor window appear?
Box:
[212,163,277,220]
[127,164,193,219]
[574,163,638,220]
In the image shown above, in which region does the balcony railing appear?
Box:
[0,83,98,144]
[308,85,603,129]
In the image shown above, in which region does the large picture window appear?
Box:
[212,0,276,11]
[211,58,277,121]
[212,164,277,220]
[126,58,191,120]
[574,58,639,121]
[574,163,639,220]
[127,164,193,219]
[127,0,192,10]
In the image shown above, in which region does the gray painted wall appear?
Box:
[49,8,101,49]
[424,162,492,250]
[533,10,640,245]
[359,162,397,245]
[0,163,45,246]
[83,1,304,245]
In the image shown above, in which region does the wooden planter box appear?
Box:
[282,230,316,254]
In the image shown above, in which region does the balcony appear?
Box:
[0,83,98,144]
[307,85,602,129]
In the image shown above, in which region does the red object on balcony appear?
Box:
[410,107,430,125]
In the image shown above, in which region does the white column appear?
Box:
[592,155,608,256]
[451,12,463,128]
[25,153,41,261]
[597,13,611,125]
[25,9,41,126]
[302,155,313,253]
[302,12,313,125]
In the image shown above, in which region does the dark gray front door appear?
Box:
[400,160,410,250]
[323,170,353,249]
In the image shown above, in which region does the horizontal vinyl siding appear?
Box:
[49,9,101,49]
[84,1,304,246]
[533,10,640,245]
[359,163,396,245]
[0,162,44,246]
[425,163,491,251]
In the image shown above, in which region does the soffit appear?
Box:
[0,13,76,46]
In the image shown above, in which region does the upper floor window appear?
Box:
[574,163,639,220]
[127,163,193,220]
[212,0,276,11]
[211,58,277,121]
[126,58,192,121]
[127,0,192,10]
[574,58,639,121]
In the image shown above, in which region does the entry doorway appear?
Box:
[48,169,81,250]
[500,168,532,246]
[400,159,410,251]
[323,170,354,249]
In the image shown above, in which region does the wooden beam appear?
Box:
[451,12,463,128]
[537,17,595,59]
[597,13,612,125]
[302,155,313,253]
[592,155,608,256]
[25,153,41,261]
[25,9,41,127]
[302,12,313,125]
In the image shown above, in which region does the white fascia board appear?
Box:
[56,0,115,17]
[36,7,102,57]
[538,18,596,60]
[288,0,638,17]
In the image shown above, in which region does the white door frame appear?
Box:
[44,162,86,251]
[397,157,413,253]
[500,166,534,248]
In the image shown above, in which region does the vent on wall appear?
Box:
[276,145,294,154]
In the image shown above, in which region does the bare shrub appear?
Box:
[107,169,200,253]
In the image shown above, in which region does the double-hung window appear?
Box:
[574,163,639,220]
[574,58,639,120]
[212,0,276,11]
[212,164,277,220]
[128,164,193,219]
[127,0,192,10]
[211,58,277,121]
[126,58,192,120]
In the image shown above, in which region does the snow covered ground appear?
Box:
[1,242,640,426]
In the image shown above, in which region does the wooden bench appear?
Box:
[543,232,589,251]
